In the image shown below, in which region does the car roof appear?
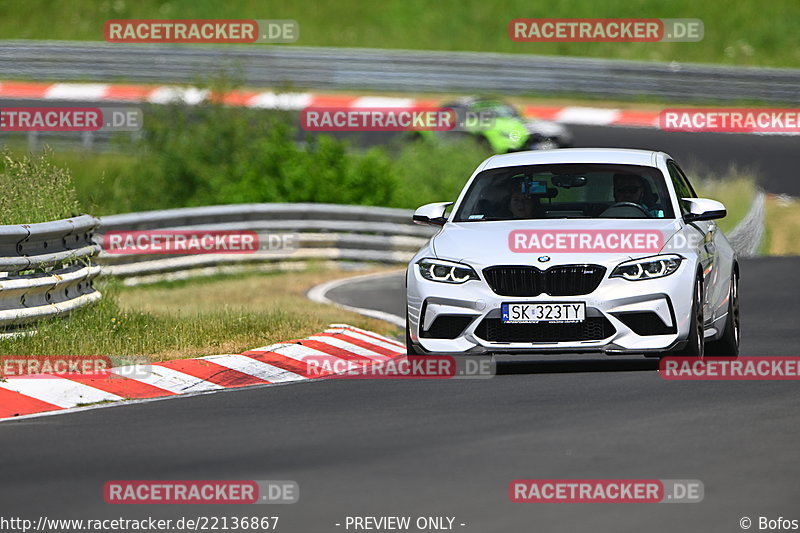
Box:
[481,148,668,170]
[445,96,506,107]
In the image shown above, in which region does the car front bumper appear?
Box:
[406,260,696,355]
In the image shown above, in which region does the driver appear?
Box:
[613,173,646,204]
[612,173,663,217]
[509,189,534,219]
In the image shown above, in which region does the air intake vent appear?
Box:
[474,316,615,343]
[612,311,676,336]
[421,315,475,339]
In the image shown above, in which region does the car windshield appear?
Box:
[474,102,519,118]
[453,163,675,221]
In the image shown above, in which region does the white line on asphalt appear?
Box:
[306,270,406,328]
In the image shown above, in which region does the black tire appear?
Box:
[476,134,495,153]
[405,316,422,356]
[705,269,740,358]
[535,137,559,150]
[672,274,705,358]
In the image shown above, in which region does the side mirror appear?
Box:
[413,202,453,226]
[682,198,727,223]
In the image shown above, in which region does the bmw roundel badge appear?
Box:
[538,256,551,263]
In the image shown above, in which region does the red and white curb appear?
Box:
[0,324,405,421]
[0,80,661,128]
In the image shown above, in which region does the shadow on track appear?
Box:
[495,357,659,375]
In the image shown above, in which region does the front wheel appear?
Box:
[524,133,551,151]
[405,316,422,356]
[672,274,705,358]
[705,270,740,358]
[531,137,559,150]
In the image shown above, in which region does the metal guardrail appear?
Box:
[0,205,428,328]
[0,130,139,153]
[95,203,437,280]
[0,215,102,327]
[728,191,766,258]
[1,40,799,104]
[95,199,763,282]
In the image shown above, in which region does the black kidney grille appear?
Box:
[545,265,606,296]
[482,266,543,297]
[482,265,606,296]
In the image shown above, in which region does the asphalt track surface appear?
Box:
[2,98,799,532]
[1,257,799,532]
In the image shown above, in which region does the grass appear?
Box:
[0,267,402,363]
[0,149,82,225]
[388,137,487,209]
[762,195,800,255]
[2,0,800,67]
[51,151,138,216]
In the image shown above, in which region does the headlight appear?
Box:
[417,258,479,284]
[610,254,683,281]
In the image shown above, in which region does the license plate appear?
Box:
[501,302,586,324]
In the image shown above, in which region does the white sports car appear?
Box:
[406,148,740,358]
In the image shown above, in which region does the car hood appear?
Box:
[431,218,683,268]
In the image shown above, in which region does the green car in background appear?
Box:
[412,96,573,153]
